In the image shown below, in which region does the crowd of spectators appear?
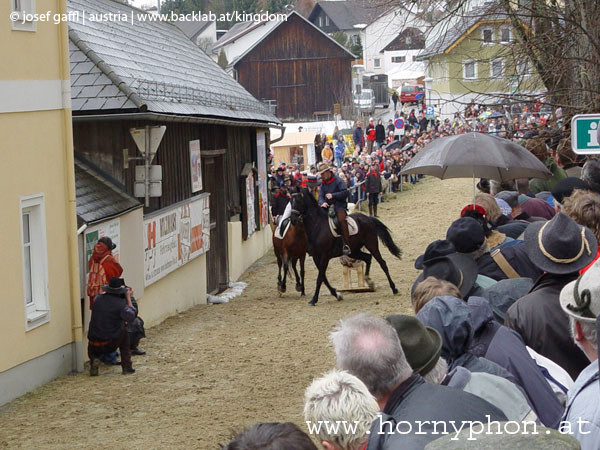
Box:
[230,102,600,449]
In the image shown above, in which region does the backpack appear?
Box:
[87,255,109,309]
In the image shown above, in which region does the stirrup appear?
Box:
[343,244,351,255]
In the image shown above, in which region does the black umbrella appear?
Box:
[400,132,551,181]
[489,111,505,119]
[384,140,402,151]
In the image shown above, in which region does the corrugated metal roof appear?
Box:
[74,157,142,224]
[67,0,280,124]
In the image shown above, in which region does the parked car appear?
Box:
[354,89,375,115]
[400,84,425,105]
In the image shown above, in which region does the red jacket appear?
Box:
[367,127,376,141]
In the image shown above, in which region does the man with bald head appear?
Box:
[330,313,507,449]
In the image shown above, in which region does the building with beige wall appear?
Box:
[0,0,82,406]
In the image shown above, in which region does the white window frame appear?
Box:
[318,16,323,27]
[20,193,50,330]
[463,60,477,80]
[11,0,36,32]
[481,27,494,45]
[491,58,504,78]
[391,56,406,63]
[500,27,512,43]
[374,58,381,68]
[325,15,329,26]
[405,36,412,45]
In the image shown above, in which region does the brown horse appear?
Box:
[272,210,307,297]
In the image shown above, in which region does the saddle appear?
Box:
[274,217,292,240]
[328,215,359,238]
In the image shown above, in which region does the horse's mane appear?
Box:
[302,188,328,219]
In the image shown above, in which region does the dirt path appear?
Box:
[0,177,473,449]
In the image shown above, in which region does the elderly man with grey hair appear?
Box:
[304,369,379,450]
[330,313,507,449]
[559,259,600,449]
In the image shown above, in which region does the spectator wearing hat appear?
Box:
[558,259,600,449]
[318,162,351,255]
[556,137,585,178]
[551,177,590,211]
[446,217,542,281]
[223,422,317,450]
[562,190,600,276]
[334,138,345,168]
[386,314,536,423]
[304,369,378,450]
[504,213,598,379]
[330,313,507,450]
[581,158,600,194]
[88,277,137,376]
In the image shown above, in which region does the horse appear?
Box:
[271,208,307,297]
[291,188,402,306]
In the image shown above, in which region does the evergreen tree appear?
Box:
[350,34,362,58]
[332,31,348,48]
[218,48,229,68]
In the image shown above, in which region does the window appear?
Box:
[11,0,36,32]
[500,27,511,43]
[374,58,381,68]
[392,56,406,63]
[325,16,329,26]
[20,194,49,330]
[405,36,412,45]
[463,61,477,80]
[482,28,493,44]
[517,59,529,77]
[318,16,323,27]
[491,59,504,78]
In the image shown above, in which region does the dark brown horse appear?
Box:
[272,210,307,297]
[291,188,401,305]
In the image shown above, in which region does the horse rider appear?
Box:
[271,183,291,226]
[317,162,351,255]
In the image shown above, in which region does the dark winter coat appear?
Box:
[375,124,386,143]
[475,244,543,281]
[352,127,364,148]
[365,171,382,194]
[318,175,349,211]
[365,375,507,450]
[467,296,564,427]
[88,292,137,341]
[271,192,289,216]
[504,273,590,380]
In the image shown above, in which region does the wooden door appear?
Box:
[202,153,229,294]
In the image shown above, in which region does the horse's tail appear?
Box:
[370,217,403,259]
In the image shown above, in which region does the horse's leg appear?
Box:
[351,249,372,277]
[308,256,325,306]
[299,253,306,297]
[276,252,283,293]
[320,259,343,301]
[365,238,398,295]
[292,258,302,292]
[281,250,289,293]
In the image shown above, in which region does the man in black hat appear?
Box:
[504,213,598,380]
[88,277,137,376]
[550,177,590,211]
[446,217,542,281]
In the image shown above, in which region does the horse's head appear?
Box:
[290,190,308,216]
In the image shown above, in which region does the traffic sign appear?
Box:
[394,118,405,129]
[426,106,434,120]
[572,114,600,155]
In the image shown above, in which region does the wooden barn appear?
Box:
[212,11,355,121]
[68,0,280,325]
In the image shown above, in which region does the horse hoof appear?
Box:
[300,294,306,298]
[336,293,344,301]
[295,284,302,292]
[308,300,317,306]
[392,288,399,295]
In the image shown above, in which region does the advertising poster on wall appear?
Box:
[84,218,120,275]
[143,195,210,287]
[190,139,202,193]
[245,171,256,238]
[256,132,269,228]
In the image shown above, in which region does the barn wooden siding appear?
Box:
[235,13,353,121]
[72,119,266,217]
